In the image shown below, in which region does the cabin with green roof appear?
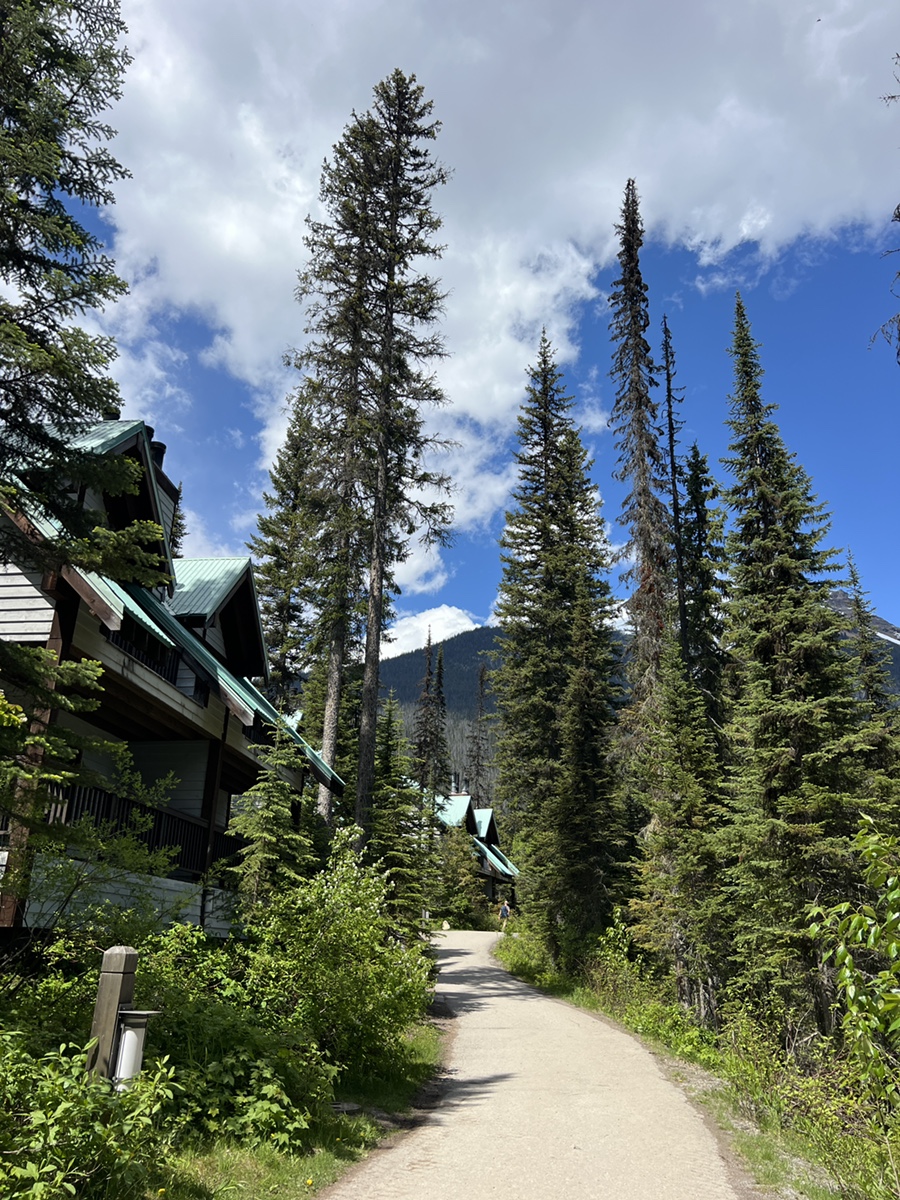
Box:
[437,790,518,902]
[0,419,342,931]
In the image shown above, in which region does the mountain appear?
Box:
[380,625,498,721]
[829,589,900,693]
[381,592,900,721]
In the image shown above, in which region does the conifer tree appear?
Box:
[227,733,318,910]
[607,180,670,703]
[630,635,726,1025]
[278,70,452,835]
[549,577,626,969]
[438,823,488,928]
[249,409,331,711]
[661,316,688,656]
[845,555,896,715]
[494,333,621,964]
[680,444,727,734]
[413,634,451,797]
[465,663,492,806]
[368,694,434,933]
[0,0,163,582]
[170,484,187,558]
[722,294,880,1033]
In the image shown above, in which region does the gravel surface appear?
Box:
[322,930,758,1200]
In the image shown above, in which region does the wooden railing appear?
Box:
[104,628,180,685]
[1,785,247,880]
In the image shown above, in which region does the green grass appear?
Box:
[148,1021,444,1200]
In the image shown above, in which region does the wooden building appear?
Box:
[0,419,341,929]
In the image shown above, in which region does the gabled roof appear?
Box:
[485,843,519,878]
[169,557,268,681]
[474,807,499,844]
[123,583,343,795]
[437,793,478,834]
[71,419,147,456]
[478,840,517,880]
[170,558,251,619]
[72,420,174,588]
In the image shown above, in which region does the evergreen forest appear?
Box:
[1,4,900,1195]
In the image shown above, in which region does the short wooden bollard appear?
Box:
[87,945,138,1078]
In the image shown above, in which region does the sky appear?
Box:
[100,0,900,656]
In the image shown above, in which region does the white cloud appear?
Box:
[100,0,899,591]
[382,605,481,659]
[180,508,245,559]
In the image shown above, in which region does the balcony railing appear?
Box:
[1,785,248,881]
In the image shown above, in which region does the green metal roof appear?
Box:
[437,794,472,828]
[71,420,146,456]
[170,558,253,619]
[69,420,174,586]
[485,843,519,877]
[79,572,175,647]
[478,840,517,880]
[124,584,344,794]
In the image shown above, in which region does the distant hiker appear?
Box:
[499,899,511,931]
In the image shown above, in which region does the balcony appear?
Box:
[1,785,248,881]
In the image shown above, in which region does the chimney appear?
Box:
[150,441,167,470]
[463,776,470,794]
[452,771,460,794]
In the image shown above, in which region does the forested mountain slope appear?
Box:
[381,592,900,719]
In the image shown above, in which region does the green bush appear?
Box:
[136,923,336,1150]
[243,829,432,1074]
[0,1033,175,1199]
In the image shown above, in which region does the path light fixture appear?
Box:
[113,1009,161,1090]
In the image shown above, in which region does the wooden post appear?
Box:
[87,945,138,1078]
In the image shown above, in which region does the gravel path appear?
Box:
[322,930,755,1200]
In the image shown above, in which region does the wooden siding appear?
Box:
[71,604,223,740]
[128,741,208,821]
[0,563,53,643]
[202,622,226,657]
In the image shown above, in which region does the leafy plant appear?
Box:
[0,1034,175,1199]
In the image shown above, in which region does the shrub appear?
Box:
[136,923,336,1150]
[243,829,432,1074]
[0,1033,175,1199]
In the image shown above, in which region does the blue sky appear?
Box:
[99,0,900,654]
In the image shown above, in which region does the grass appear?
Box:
[146,1022,444,1200]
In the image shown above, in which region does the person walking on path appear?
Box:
[321,930,751,1200]
[498,898,510,931]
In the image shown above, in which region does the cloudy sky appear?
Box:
[103,0,900,654]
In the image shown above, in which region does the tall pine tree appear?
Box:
[607,180,671,705]
[494,333,622,967]
[270,70,453,834]
[413,633,451,797]
[722,294,881,1034]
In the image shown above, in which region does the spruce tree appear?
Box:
[280,70,452,835]
[228,733,318,911]
[661,316,688,657]
[722,294,880,1033]
[413,634,451,797]
[464,663,492,806]
[368,693,434,934]
[680,444,727,735]
[607,179,670,704]
[630,635,726,1024]
[494,332,622,964]
[0,0,162,582]
[249,408,330,711]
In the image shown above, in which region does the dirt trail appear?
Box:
[322,930,756,1200]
